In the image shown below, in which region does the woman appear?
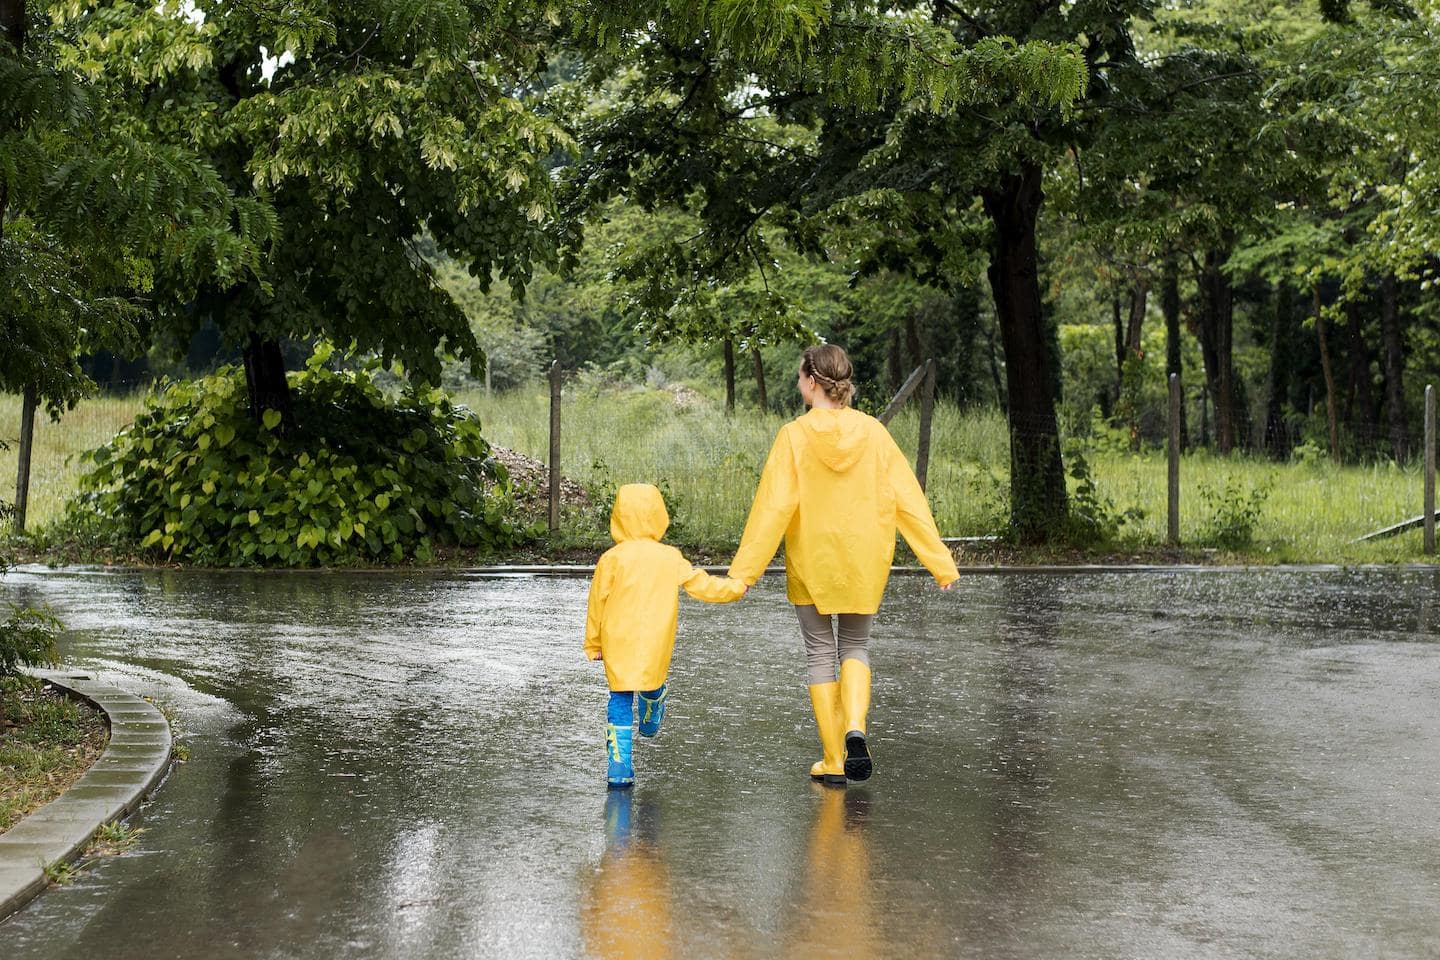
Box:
[729,344,959,785]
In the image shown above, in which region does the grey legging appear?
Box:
[794,605,874,685]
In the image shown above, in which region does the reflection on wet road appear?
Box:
[1,567,1437,958]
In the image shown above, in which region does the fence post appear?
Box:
[549,360,561,535]
[14,385,37,535]
[1168,373,1181,546]
[915,360,937,491]
[1425,384,1435,556]
[878,363,928,426]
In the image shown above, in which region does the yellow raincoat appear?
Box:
[585,484,745,691]
[729,407,959,614]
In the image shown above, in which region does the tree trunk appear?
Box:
[1111,296,1124,407]
[1125,279,1148,357]
[1344,295,1376,451]
[985,309,1007,415]
[751,347,768,414]
[982,163,1067,542]
[1379,272,1408,461]
[1200,385,1210,448]
[243,334,292,427]
[13,383,36,533]
[905,310,923,371]
[1314,286,1341,463]
[1161,255,1187,450]
[887,325,903,393]
[722,337,735,414]
[1263,284,1293,460]
[1197,249,1238,454]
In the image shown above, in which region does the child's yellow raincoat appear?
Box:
[729,407,959,614]
[585,484,744,691]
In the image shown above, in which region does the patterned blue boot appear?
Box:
[606,723,634,789]
[636,684,668,738]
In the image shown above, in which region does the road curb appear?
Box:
[0,671,173,924]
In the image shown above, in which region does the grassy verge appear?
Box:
[4,383,1436,565]
[459,385,1436,564]
[1,678,109,833]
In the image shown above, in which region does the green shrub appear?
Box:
[1197,476,1271,549]
[69,352,531,566]
[1061,446,1144,546]
[1,606,61,679]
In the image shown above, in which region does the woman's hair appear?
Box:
[801,344,855,407]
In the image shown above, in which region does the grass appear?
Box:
[88,819,145,856]
[459,384,1436,563]
[1,678,109,833]
[3,382,1435,563]
[0,393,145,530]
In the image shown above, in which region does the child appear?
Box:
[585,483,746,788]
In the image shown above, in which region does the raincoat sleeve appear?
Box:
[885,432,960,587]
[675,551,747,603]
[728,428,800,585]
[584,553,613,660]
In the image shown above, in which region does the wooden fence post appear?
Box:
[915,360,937,491]
[878,363,928,426]
[14,385,37,535]
[1168,373,1181,546]
[549,360,561,535]
[1425,384,1435,556]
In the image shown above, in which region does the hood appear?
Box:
[610,483,670,543]
[796,407,869,472]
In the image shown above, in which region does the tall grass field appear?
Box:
[2,384,1434,563]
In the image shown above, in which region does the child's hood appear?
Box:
[796,407,869,472]
[610,483,670,543]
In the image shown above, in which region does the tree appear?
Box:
[564,3,1088,540]
[57,0,576,424]
[2,0,269,413]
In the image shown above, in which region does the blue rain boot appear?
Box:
[637,684,668,738]
[606,723,635,789]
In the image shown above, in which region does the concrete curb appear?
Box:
[0,670,173,924]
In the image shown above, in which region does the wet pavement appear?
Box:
[0,567,1438,959]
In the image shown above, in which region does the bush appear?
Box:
[1061,448,1144,546]
[1,606,61,679]
[69,351,532,566]
[1197,476,1270,549]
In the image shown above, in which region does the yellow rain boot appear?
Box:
[807,682,847,786]
[840,659,872,782]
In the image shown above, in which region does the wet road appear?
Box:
[1,567,1438,959]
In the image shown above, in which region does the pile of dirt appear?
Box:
[488,445,589,515]
[666,383,706,409]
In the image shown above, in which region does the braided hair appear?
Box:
[801,344,855,407]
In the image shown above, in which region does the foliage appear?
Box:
[1061,446,1144,546]
[2,2,270,413]
[47,0,578,393]
[69,349,530,566]
[1197,476,1272,549]
[0,605,61,678]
